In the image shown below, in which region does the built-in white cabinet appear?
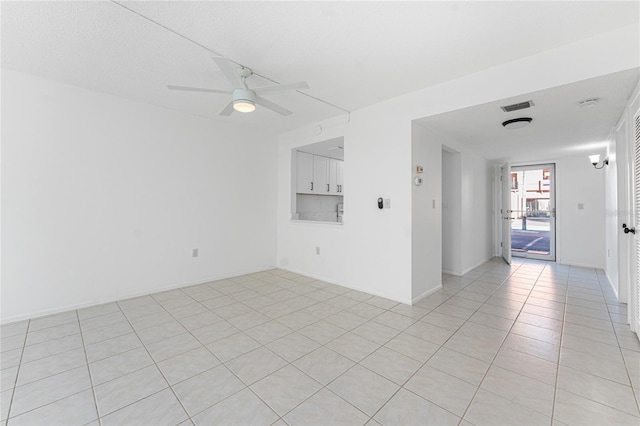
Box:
[329,158,344,195]
[313,155,330,194]
[296,151,314,194]
[296,151,343,195]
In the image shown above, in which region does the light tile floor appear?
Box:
[1,258,640,425]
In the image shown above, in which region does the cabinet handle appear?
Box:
[327,184,330,192]
[310,182,313,191]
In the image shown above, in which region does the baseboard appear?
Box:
[604,269,619,300]
[461,257,494,275]
[1,265,277,325]
[276,266,413,305]
[443,256,493,277]
[556,260,605,270]
[411,284,443,305]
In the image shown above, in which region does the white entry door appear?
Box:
[501,163,512,264]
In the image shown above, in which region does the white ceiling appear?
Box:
[296,137,344,161]
[2,1,639,142]
[418,69,640,163]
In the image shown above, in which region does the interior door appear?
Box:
[501,163,512,264]
[632,109,640,333]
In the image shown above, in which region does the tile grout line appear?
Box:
[172,273,367,423]
[76,310,102,426]
[203,274,421,424]
[371,260,533,424]
[456,260,545,422]
[4,263,636,425]
[3,319,31,424]
[123,273,346,423]
[562,271,640,417]
[114,299,197,424]
[600,271,640,417]
[548,264,571,425]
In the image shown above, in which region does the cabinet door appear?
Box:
[329,159,339,195]
[337,160,344,193]
[313,155,330,194]
[296,151,314,194]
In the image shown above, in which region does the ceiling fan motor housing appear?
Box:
[233,88,255,104]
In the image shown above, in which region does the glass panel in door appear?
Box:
[510,164,555,261]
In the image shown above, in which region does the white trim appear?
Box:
[461,257,495,276]
[0,266,277,325]
[443,256,494,277]
[556,260,606,269]
[411,284,443,305]
[605,269,619,299]
[277,266,413,305]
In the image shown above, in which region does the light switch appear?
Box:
[384,199,391,208]
[578,203,584,210]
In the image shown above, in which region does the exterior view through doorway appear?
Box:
[509,164,556,261]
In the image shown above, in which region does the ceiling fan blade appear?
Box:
[212,57,243,87]
[219,101,235,116]
[167,85,230,94]
[255,96,292,116]
[253,81,309,94]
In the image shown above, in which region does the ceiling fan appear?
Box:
[167,57,309,116]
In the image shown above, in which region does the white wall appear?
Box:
[1,70,278,322]
[442,149,462,274]
[605,131,619,296]
[276,25,637,305]
[277,108,413,303]
[460,152,494,273]
[411,122,442,301]
[556,156,606,268]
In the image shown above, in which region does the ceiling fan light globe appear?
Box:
[233,100,256,113]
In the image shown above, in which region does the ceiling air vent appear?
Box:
[500,100,534,112]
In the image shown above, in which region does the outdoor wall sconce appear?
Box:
[589,154,609,169]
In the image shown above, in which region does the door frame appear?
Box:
[509,163,556,262]
[626,90,640,333]
[500,163,512,264]
[496,160,559,263]
[613,83,639,332]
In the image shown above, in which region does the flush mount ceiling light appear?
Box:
[579,98,600,108]
[502,117,532,130]
[588,154,609,169]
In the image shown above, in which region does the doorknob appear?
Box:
[622,223,636,234]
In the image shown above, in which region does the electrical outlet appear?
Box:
[192,248,198,258]
[316,247,320,255]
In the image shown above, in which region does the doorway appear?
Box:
[502,164,556,262]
